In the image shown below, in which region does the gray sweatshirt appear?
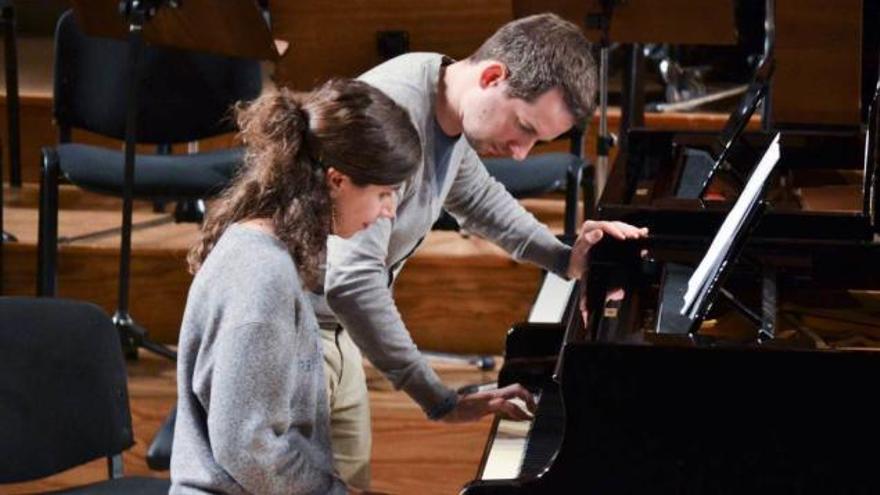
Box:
[171,224,347,495]
[314,53,572,419]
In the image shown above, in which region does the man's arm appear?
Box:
[324,220,459,419]
[444,149,648,279]
[444,147,572,276]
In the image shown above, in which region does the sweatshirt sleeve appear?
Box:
[324,220,459,419]
[444,147,572,277]
[198,320,347,495]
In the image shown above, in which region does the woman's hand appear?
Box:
[441,383,536,423]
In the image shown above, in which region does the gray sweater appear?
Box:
[171,225,347,495]
[313,53,572,418]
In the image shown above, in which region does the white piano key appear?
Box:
[479,396,537,480]
[481,417,532,480]
[528,272,576,324]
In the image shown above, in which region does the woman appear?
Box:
[170,79,421,494]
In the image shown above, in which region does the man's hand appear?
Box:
[442,384,536,423]
[567,220,648,280]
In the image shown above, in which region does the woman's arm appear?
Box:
[202,320,347,495]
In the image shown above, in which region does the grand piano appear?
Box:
[463,124,880,494]
[463,2,880,492]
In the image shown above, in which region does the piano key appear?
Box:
[528,272,576,324]
[480,395,536,480]
[480,416,532,480]
[480,386,565,481]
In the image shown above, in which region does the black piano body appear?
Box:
[462,90,880,491]
[463,249,880,494]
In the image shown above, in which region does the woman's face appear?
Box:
[327,168,399,238]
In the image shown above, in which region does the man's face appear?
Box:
[460,70,575,161]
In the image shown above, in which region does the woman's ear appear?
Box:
[326,166,347,198]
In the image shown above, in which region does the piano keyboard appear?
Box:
[479,386,564,481]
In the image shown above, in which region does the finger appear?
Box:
[601,222,627,240]
[581,219,600,232]
[610,221,649,239]
[586,228,604,244]
[613,221,644,239]
[497,399,532,421]
[498,384,538,414]
[497,384,536,411]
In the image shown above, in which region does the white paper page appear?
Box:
[681,133,781,318]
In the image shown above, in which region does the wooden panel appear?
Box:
[2,241,193,345]
[396,232,543,355]
[772,0,863,126]
[271,0,512,89]
[2,205,552,355]
[514,0,737,45]
[71,0,277,60]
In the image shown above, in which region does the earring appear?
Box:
[331,202,339,234]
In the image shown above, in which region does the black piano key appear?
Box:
[519,385,564,479]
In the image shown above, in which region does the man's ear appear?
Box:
[478,61,508,89]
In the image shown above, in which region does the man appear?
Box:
[312,12,647,489]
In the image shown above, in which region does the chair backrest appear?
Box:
[0,297,133,483]
[53,9,262,144]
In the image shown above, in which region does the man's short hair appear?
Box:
[470,13,597,125]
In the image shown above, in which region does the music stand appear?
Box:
[69,0,277,359]
[656,133,782,337]
[513,0,737,197]
[0,1,21,295]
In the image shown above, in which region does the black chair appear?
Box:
[0,296,170,493]
[37,10,261,302]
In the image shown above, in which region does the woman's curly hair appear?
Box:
[188,79,421,289]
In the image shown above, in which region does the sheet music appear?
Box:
[681,133,781,318]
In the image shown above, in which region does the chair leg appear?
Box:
[147,404,177,471]
[37,148,60,297]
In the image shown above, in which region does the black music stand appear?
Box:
[69,0,277,359]
[0,1,20,295]
[656,133,782,339]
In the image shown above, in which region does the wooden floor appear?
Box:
[0,350,500,494]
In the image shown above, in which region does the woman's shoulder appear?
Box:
[194,224,301,295]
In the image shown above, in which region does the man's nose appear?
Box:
[509,139,535,161]
[381,196,397,219]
